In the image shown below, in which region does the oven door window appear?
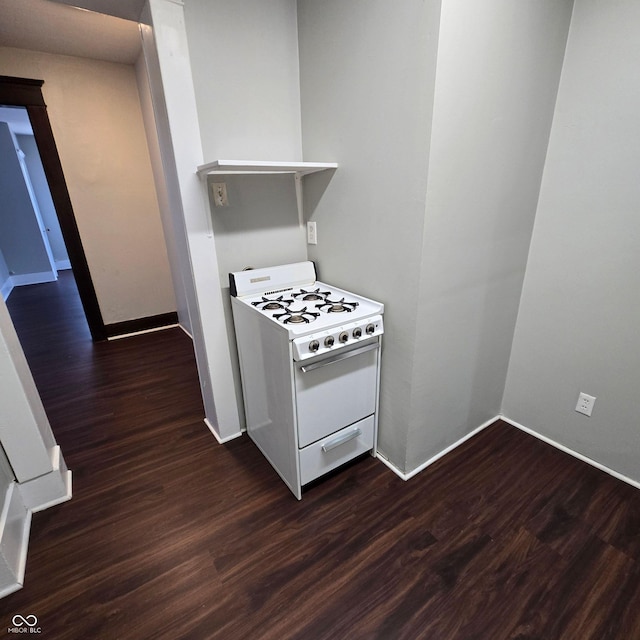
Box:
[294,339,379,448]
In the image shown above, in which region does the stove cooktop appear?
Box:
[241,281,382,335]
[230,262,384,339]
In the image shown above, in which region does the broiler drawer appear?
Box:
[299,415,374,486]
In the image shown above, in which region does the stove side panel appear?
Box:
[231,300,300,496]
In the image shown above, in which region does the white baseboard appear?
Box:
[18,446,73,512]
[377,413,640,492]
[0,447,72,599]
[499,415,640,491]
[107,323,180,341]
[377,416,499,481]
[179,324,193,340]
[203,418,243,444]
[0,483,32,599]
[11,271,57,287]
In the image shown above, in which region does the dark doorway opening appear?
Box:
[0,75,106,341]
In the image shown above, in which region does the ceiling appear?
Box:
[0,0,143,65]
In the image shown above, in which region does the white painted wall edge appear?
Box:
[203,418,243,445]
[500,415,640,491]
[0,278,12,302]
[377,414,640,492]
[55,260,71,270]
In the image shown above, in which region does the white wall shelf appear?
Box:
[196,160,338,226]
[196,159,337,177]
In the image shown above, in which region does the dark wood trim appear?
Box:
[0,75,45,106]
[104,312,179,338]
[0,75,107,341]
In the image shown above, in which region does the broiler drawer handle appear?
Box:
[322,428,362,452]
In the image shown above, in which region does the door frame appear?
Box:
[0,75,106,341]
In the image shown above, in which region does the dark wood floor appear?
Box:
[1,272,639,639]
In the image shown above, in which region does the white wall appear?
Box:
[142,0,241,439]
[408,0,574,470]
[0,46,176,324]
[182,0,307,427]
[182,0,306,281]
[0,122,53,278]
[502,0,640,483]
[147,0,638,482]
[0,298,58,481]
[298,0,442,467]
[298,0,572,473]
[135,51,190,333]
[184,0,302,162]
[17,134,70,268]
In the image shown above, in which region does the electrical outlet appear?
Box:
[212,182,228,207]
[307,221,317,245]
[575,392,596,417]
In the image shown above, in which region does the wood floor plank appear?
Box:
[0,272,639,639]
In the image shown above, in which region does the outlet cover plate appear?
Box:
[575,392,596,417]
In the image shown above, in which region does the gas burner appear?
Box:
[252,295,294,311]
[273,307,320,324]
[293,288,331,302]
[316,297,359,313]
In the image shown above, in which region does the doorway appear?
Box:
[0,75,106,341]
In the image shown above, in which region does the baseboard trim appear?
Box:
[179,324,193,340]
[10,272,57,287]
[204,418,243,444]
[105,312,179,339]
[18,446,73,512]
[499,415,640,491]
[377,414,640,491]
[0,483,32,599]
[377,416,499,481]
[29,470,73,513]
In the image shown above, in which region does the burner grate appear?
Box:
[252,295,294,311]
[272,306,320,324]
[293,288,331,302]
[316,297,359,313]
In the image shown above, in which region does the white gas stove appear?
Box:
[230,261,384,499]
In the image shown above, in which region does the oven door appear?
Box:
[294,338,379,448]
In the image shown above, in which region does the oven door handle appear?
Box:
[322,427,362,452]
[299,342,379,373]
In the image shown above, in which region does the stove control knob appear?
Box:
[366,323,376,335]
[353,327,363,339]
[309,340,320,353]
[324,336,335,348]
[339,331,349,343]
